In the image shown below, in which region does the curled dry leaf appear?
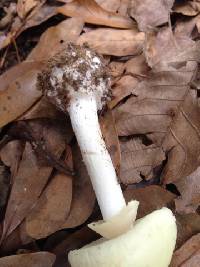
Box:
[171,233,200,267]
[124,185,176,218]
[175,167,200,214]
[58,0,134,29]
[129,0,174,31]
[18,4,57,34]
[2,120,66,240]
[173,1,200,16]
[17,0,45,19]
[0,252,55,267]
[0,18,83,128]
[0,2,57,51]
[113,38,200,184]
[120,138,165,184]
[77,28,145,56]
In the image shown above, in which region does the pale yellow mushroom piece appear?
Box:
[68,207,177,267]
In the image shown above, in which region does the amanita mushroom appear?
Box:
[38,43,127,221]
[38,43,177,267]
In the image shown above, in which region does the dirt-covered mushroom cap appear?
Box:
[38,43,111,112]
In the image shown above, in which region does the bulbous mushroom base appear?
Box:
[68,208,177,267]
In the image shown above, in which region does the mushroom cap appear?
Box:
[68,208,177,267]
[37,43,110,112]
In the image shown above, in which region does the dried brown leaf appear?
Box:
[95,0,120,12]
[129,0,174,31]
[176,213,200,248]
[58,0,134,29]
[145,27,195,68]
[77,28,144,56]
[113,39,200,183]
[120,138,165,184]
[25,171,73,239]
[100,110,121,173]
[0,165,10,209]
[0,61,44,128]
[0,252,55,267]
[19,98,64,120]
[124,185,176,218]
[0,3,57,51]
[174,1,200,16]
[0,141,24,183]
[171,233,200,267]
[0,18,83,128]
[109,75,138,108]
[62,144,95,228]
[27,18,84,61]
[17,0,44,19]
[52,227,98,267]
[175,167,200,214]
[2,121,66,240]
[180,249,200,267]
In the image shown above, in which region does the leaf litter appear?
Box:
[0,0,200,266]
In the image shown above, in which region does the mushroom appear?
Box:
[38,43,177,267]
[69,208,177,267]
[38,43,127,221]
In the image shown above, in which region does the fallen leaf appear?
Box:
[19,98,65,120]
[124,53,149,76]
[27,17,84,61]
[129,0,174,31]
[120,138,165,184]
[180,249,200,267]
[0,165,10,209]
[52,227,99,267]
[109,75,139,108]
[95,0,120,12]
[0,3,57,51]
[0,18,83,128]
[2,120,66,240]
[113,40,200,184]
[175,167,200,214]
[100,110,121,173]
[17,0,44,19]
[174,16,198,39]
[19,4,57,33]
[25,171,73,239]
[77,28,145,56]
[0,61,44,128]
[171,233,200,267]
[176,213,200,248]
[173,1,200,16]
[62,144,95,228]
[0,252,55,267]
[0,140,24,183]
[108,61,125,78]
[58,0,135,29]
[124,185,176,218]
[144,27,195,67]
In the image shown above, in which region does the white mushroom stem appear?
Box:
[68,94,126,220]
